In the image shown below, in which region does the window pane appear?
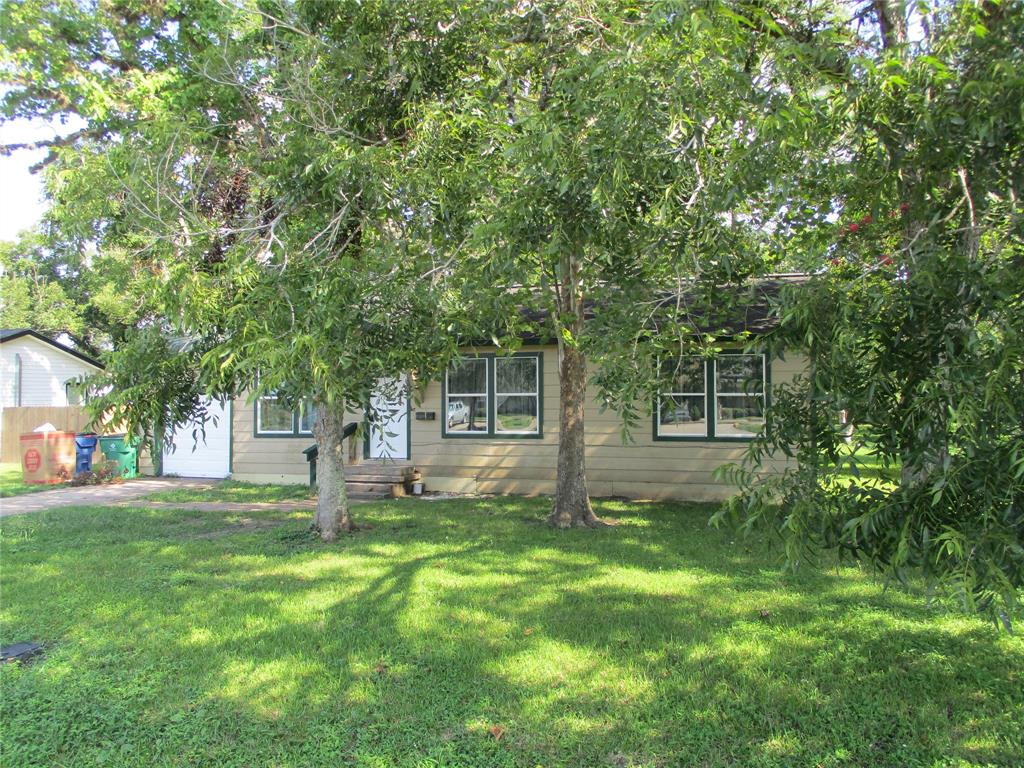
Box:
[298,400,317,433]
[666,357,705,394]
[496,395,538,433]
[716,355,764,395]
[446,395,487,432]
[258,398,293,432]
[448,358,487,394]
[658,395,707,436]
[66,381,85,406]
[716,395,765,437]
[496,357,537,394]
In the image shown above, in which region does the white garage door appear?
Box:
[162,398,231,478]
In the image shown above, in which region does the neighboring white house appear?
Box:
[0,329,103,409]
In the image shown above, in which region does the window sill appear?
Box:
[653,434,759,443]
[442,432,544,440]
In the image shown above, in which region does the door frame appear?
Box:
[364,376,412,460]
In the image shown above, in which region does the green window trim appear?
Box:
[653,353,770,442]
[442,352,544,440]
[254,395,317,438]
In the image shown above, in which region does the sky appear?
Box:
[0,117,54,242]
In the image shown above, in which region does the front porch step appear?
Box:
[344,481,395,496]
[341,474,412,484]
[346,462,414,479]
[340,461,418,500]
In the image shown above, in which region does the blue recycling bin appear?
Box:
[74,433,99,475]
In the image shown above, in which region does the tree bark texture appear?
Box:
[548,250,602,528]
[549,340,602,527]
[311,400,352,540]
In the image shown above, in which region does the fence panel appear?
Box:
[1,406,97,463]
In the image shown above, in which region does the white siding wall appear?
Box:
[0,337,100,409]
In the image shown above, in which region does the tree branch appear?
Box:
[1,129,104,172]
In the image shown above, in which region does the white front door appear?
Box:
[162,398,231,478]
[368,376,409,460]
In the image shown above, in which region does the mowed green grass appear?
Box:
[1,496,1021,768]
[145,478,314,504]
[0,462,62,498]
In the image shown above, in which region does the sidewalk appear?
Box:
[0,477,214,518]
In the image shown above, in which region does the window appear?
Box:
[297,400,317,434]
[65,379,85,406]
[495,357,539,434]
[255,395,317,436]
[657,357,708,437]
[714,355,766,438]
[446,358,488,433]
[655,354,767,440]
[444,353,542,438]
[256,393,294,434]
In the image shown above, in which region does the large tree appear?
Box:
[426,1,840,526]
[1,0,481,538]
[720,0,1024,621]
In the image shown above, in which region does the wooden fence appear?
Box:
[1,406,99,463]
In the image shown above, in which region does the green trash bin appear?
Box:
[98,435,139,479]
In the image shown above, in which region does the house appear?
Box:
[145,277,806,499]
[0,329,102,409]
[196,277,805,501]
[218,345,803,500]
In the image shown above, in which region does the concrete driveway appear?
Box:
[0,477,214,518]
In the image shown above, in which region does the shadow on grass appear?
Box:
[1,497,1021,767]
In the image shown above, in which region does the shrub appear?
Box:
[71,460,125,487]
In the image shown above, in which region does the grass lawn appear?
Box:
[0,462,64,498]
[837,443,900,486]
[1,496,1021,767]
[145,479,314,504]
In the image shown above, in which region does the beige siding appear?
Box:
[230,346,806,500]
[231,396,313,484]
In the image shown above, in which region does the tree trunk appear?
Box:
[311,399,352,540]
[548,248,602,528]
[151,416,164,477]
[548,340,602,527]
